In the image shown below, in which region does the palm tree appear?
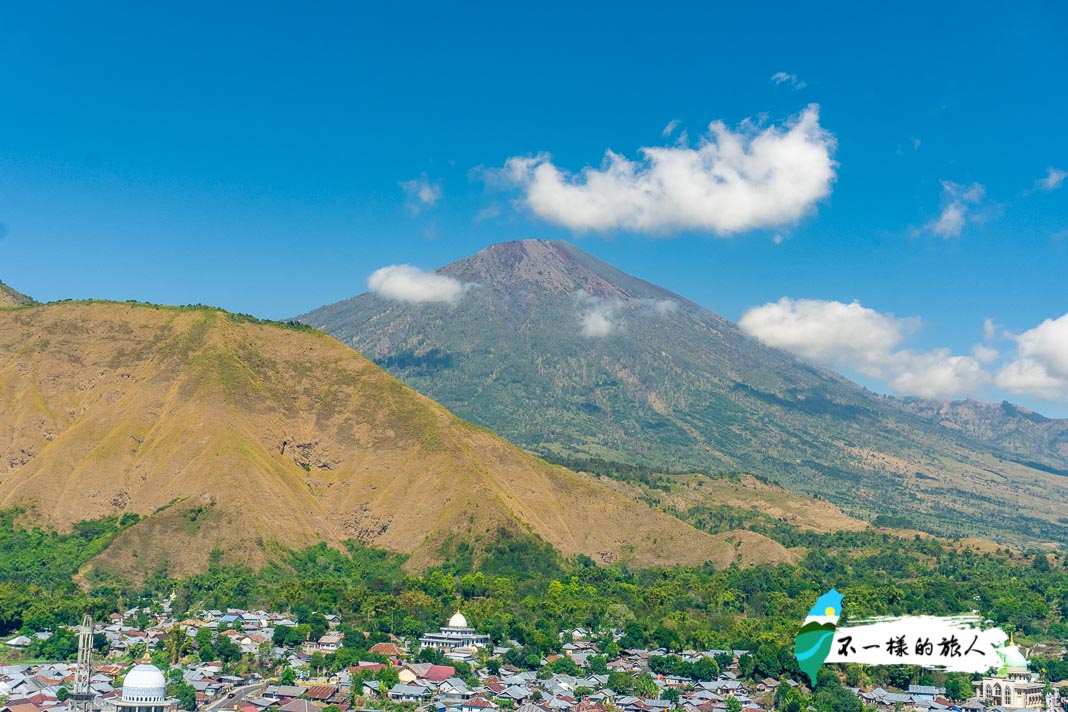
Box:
[165,626,193,666]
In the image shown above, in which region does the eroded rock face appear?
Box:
[279,438,339,471]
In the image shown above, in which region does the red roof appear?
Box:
[304,686,337,701]
[424,664,455,682]
[6,703,41,712]
[348,663,385,673]
[369,642,405,657]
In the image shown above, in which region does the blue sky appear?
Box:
[1,2,1067,414]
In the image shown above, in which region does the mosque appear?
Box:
[106,661,172,712]
[973,635,1047,709]
[418,610,489,652]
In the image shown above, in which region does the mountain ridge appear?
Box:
[0,280,34,307]
[893,396,1068,474]
[0,300,796,580]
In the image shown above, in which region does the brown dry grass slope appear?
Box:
[0,281,34,307]
[0,302,787,579]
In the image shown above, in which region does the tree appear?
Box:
[774,684,805,712]
[661,688,680,705]
[416,646,445,664]
[548,656,581,676]
[165,626,192,665]
[305,613,329,641]
[886,665,916,690]
[167,682,197,711]
[724,697,742,712]
[196,626,214,649]
[281,668,297,685]
[150,647,169,671]
[56,688,69,701]
[608,672,636,696]
[215,635,242,664]
[810,670,861,712]
[587,654,608,675]
[944,672,973,701]
[33,628,79,660]
[377,666,399,690]
[737,654,755,679]
[751,642,786,680]
[634,672,658,699]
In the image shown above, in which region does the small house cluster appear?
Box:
[3,606,1065,712]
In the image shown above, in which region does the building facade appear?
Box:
[974,638,1046,709]
[418,611,490,651]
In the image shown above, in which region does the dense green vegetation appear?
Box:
[2,509,1067,695]
[0,510,139,633]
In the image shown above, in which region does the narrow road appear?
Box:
[202,682,267,711]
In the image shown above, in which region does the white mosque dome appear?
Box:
[122,663,167,703]
[448,611,468,628]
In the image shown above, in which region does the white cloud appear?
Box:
[882,349,989,397]
[576,293,623,337]
[662,119,681,137]
[739,298,990,398]
[575,294,681,337]
[983,318,998,342]
[581,308,617,337]
[400,174,442,213]
[499,105,837,236]
[972,344,999,364]
[996,313,1068,400]
[739,298,914,371]
[645,298,679,316]
[475,204,502,222]
[926,180,985,237]
[770,72,806,90]
[367,264,471,304]
[996,359,1068,399]
[1037,167,1066,191]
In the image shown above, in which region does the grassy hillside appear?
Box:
[0,280,34,307]
[302,240,1068,547]
[0,301,791,580]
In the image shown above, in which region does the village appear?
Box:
[1,603,1064,712]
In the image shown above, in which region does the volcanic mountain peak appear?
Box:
[303,241,1068,546]
[441,239,684,302]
